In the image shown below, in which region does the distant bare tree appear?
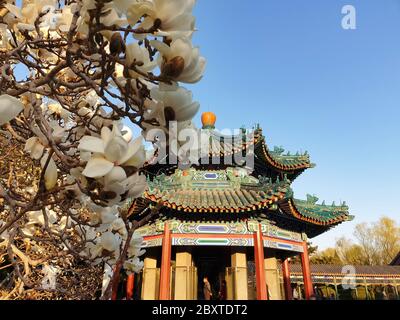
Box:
[311,217,400,266]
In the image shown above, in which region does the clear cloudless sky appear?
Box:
[187,0,400,249]
[12,0,399,250]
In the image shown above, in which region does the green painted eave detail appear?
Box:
[293,194,350,222]
[253,129,314,172]
[269,146,312,166]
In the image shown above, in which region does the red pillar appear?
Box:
[282,258,293,300]
[253,223,267,300]
[300,241,314,300]
[126,274,134,300]
[159,223,172,300]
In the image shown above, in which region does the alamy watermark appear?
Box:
[144,122,255,170]
[342,5,357,30]
[341,265,357,289]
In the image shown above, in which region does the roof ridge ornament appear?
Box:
[201,111,216,129]
[306,194,319,205]
[273,146,285,155]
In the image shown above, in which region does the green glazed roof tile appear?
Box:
[278,194,351,226]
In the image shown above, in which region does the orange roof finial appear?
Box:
[201,111,216,129]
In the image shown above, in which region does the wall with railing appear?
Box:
[289,274,400,300]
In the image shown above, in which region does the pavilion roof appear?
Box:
[127,168,351,233]
[128,123,351,237]
[143,168,290,213]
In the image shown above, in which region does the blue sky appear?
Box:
[188,0,400,249]
[11,0,399,250]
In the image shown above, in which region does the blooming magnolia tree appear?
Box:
[0,0,205,299]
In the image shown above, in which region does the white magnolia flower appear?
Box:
[120,125,133,143]
[125,43,157,78]
[111,218,125,232]
[78,123,146,179]
[101,264,113,295]
[103,171,147,206]
[76,94,113,131]
[150,38,206,83]
[0,23,11,49]
[22,209,59,237]
[128,243,146,258]
[126,0,196,40]
[147,85,200,126]
[172,120,202,165]
[123,257,144,274]
[102,8,127,29]
[86,242,103,260]
[77,3,127,37]
[21,210,43,237]
[98,206,118,225]
[76,107,112,132]
[0,220,9,240]
[40,152,58,190]
[37,48,59,69]
[81,226,97,242]
[47,103,70,121]
[79,90,101,110]
[56,4,75,33]
[128,232,144,258]
[41,264,59,290]
[49,120,67,143]
[24,135,57,190]
[5,0,59,32]
[125,0,156,30]
[0,94,24,125]
[24,137,45,160]
[100,231,121,252]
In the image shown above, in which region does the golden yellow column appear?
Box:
[264,257,282,300]
[225,267,234,300]
[174,249,193,300]
[141,257,159,300]
[231,249,248,300]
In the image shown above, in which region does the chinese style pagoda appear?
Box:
[125,112,352,300]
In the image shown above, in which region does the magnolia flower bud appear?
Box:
[161,56,185,78]
[164,106,176,122]
[99,190,117,201]
[109,33,125,56]
[94,33,104,46]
